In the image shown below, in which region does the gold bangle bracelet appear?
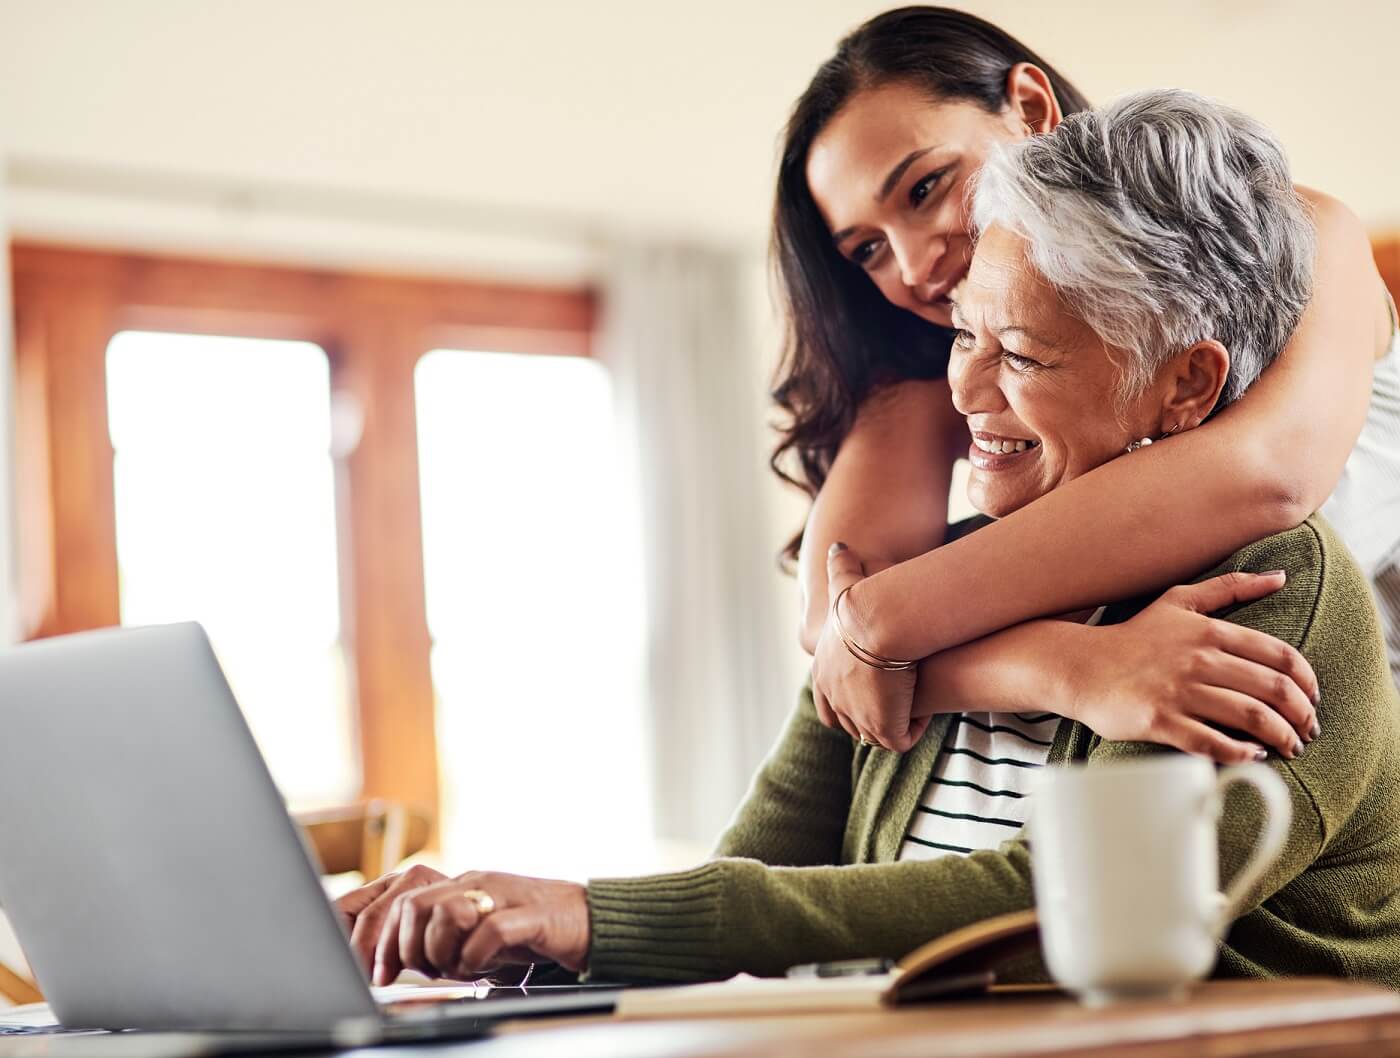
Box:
[832,585,917,672]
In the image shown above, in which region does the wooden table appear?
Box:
[2,978,1398,1057]
[478,978,1400,1058]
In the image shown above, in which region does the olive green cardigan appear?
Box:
[585,516,1400,985]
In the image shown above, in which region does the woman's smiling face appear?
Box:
[805,82,1029,328]
[948,224,1167,518]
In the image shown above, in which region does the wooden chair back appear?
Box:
[0,958,42,1006]
[295,800,433,879]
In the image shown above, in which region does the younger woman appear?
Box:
[771,7,1398,752]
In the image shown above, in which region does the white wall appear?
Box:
[5,0,1394,607]
[2,0,1398,253]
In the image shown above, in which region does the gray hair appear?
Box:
[971,88,1315,410]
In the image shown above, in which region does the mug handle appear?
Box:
[1213,762,1292,934]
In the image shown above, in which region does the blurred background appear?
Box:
[1,2,1399,989]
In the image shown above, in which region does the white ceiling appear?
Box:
[2,0,1398,258]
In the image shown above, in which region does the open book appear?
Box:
[616,908,1040,1019]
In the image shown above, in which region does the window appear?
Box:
[415,350,651,877]
[13,243,597,836]
[105,331,355,806]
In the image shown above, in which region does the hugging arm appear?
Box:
[908,568,1320,762]
[846,190,1383,661]
[796,379,962,653]
[808,192,1383,754]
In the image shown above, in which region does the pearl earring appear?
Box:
[1125,424,1182,454]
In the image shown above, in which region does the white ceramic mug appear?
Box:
[1030,755,1291,1006]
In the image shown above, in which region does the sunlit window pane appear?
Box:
[416,350,650,880]
[105,331,355,807]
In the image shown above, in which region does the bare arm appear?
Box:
[819,533,1319,759]
[845,189,1388,661]
[910,572,1319,761]
[795,379,964,653]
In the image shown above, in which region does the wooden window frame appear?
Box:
[10,242,596,822]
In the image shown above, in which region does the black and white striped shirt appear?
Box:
[898,711,1059,860]
[899,606,1104,861]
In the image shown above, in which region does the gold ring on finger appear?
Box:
[461,888,496,916]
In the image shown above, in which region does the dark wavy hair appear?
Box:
[770,6,1091,564]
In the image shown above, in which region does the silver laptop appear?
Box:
[0,623,619,1038]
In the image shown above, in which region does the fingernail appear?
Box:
[1292,740,1305,758]
[1309,721,1321,740]
[828,541,847,556]
[1260,569,1286,577]
[1252,747,1269,762]
[1310,690,1321,707]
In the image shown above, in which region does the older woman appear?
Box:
[339,91,1400,987]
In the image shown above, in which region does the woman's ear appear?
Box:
[1161,340,1230,432]
[1005,63,1063,134]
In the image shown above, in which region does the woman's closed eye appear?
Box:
[953,329,1038,368]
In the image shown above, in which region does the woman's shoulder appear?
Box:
[1209,515,1386,671]
[1209,514,1356,577]
[1210,515,1328,579]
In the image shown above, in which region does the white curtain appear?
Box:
[601,243,795,849]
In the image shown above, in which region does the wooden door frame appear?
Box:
[9,242,596,820]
